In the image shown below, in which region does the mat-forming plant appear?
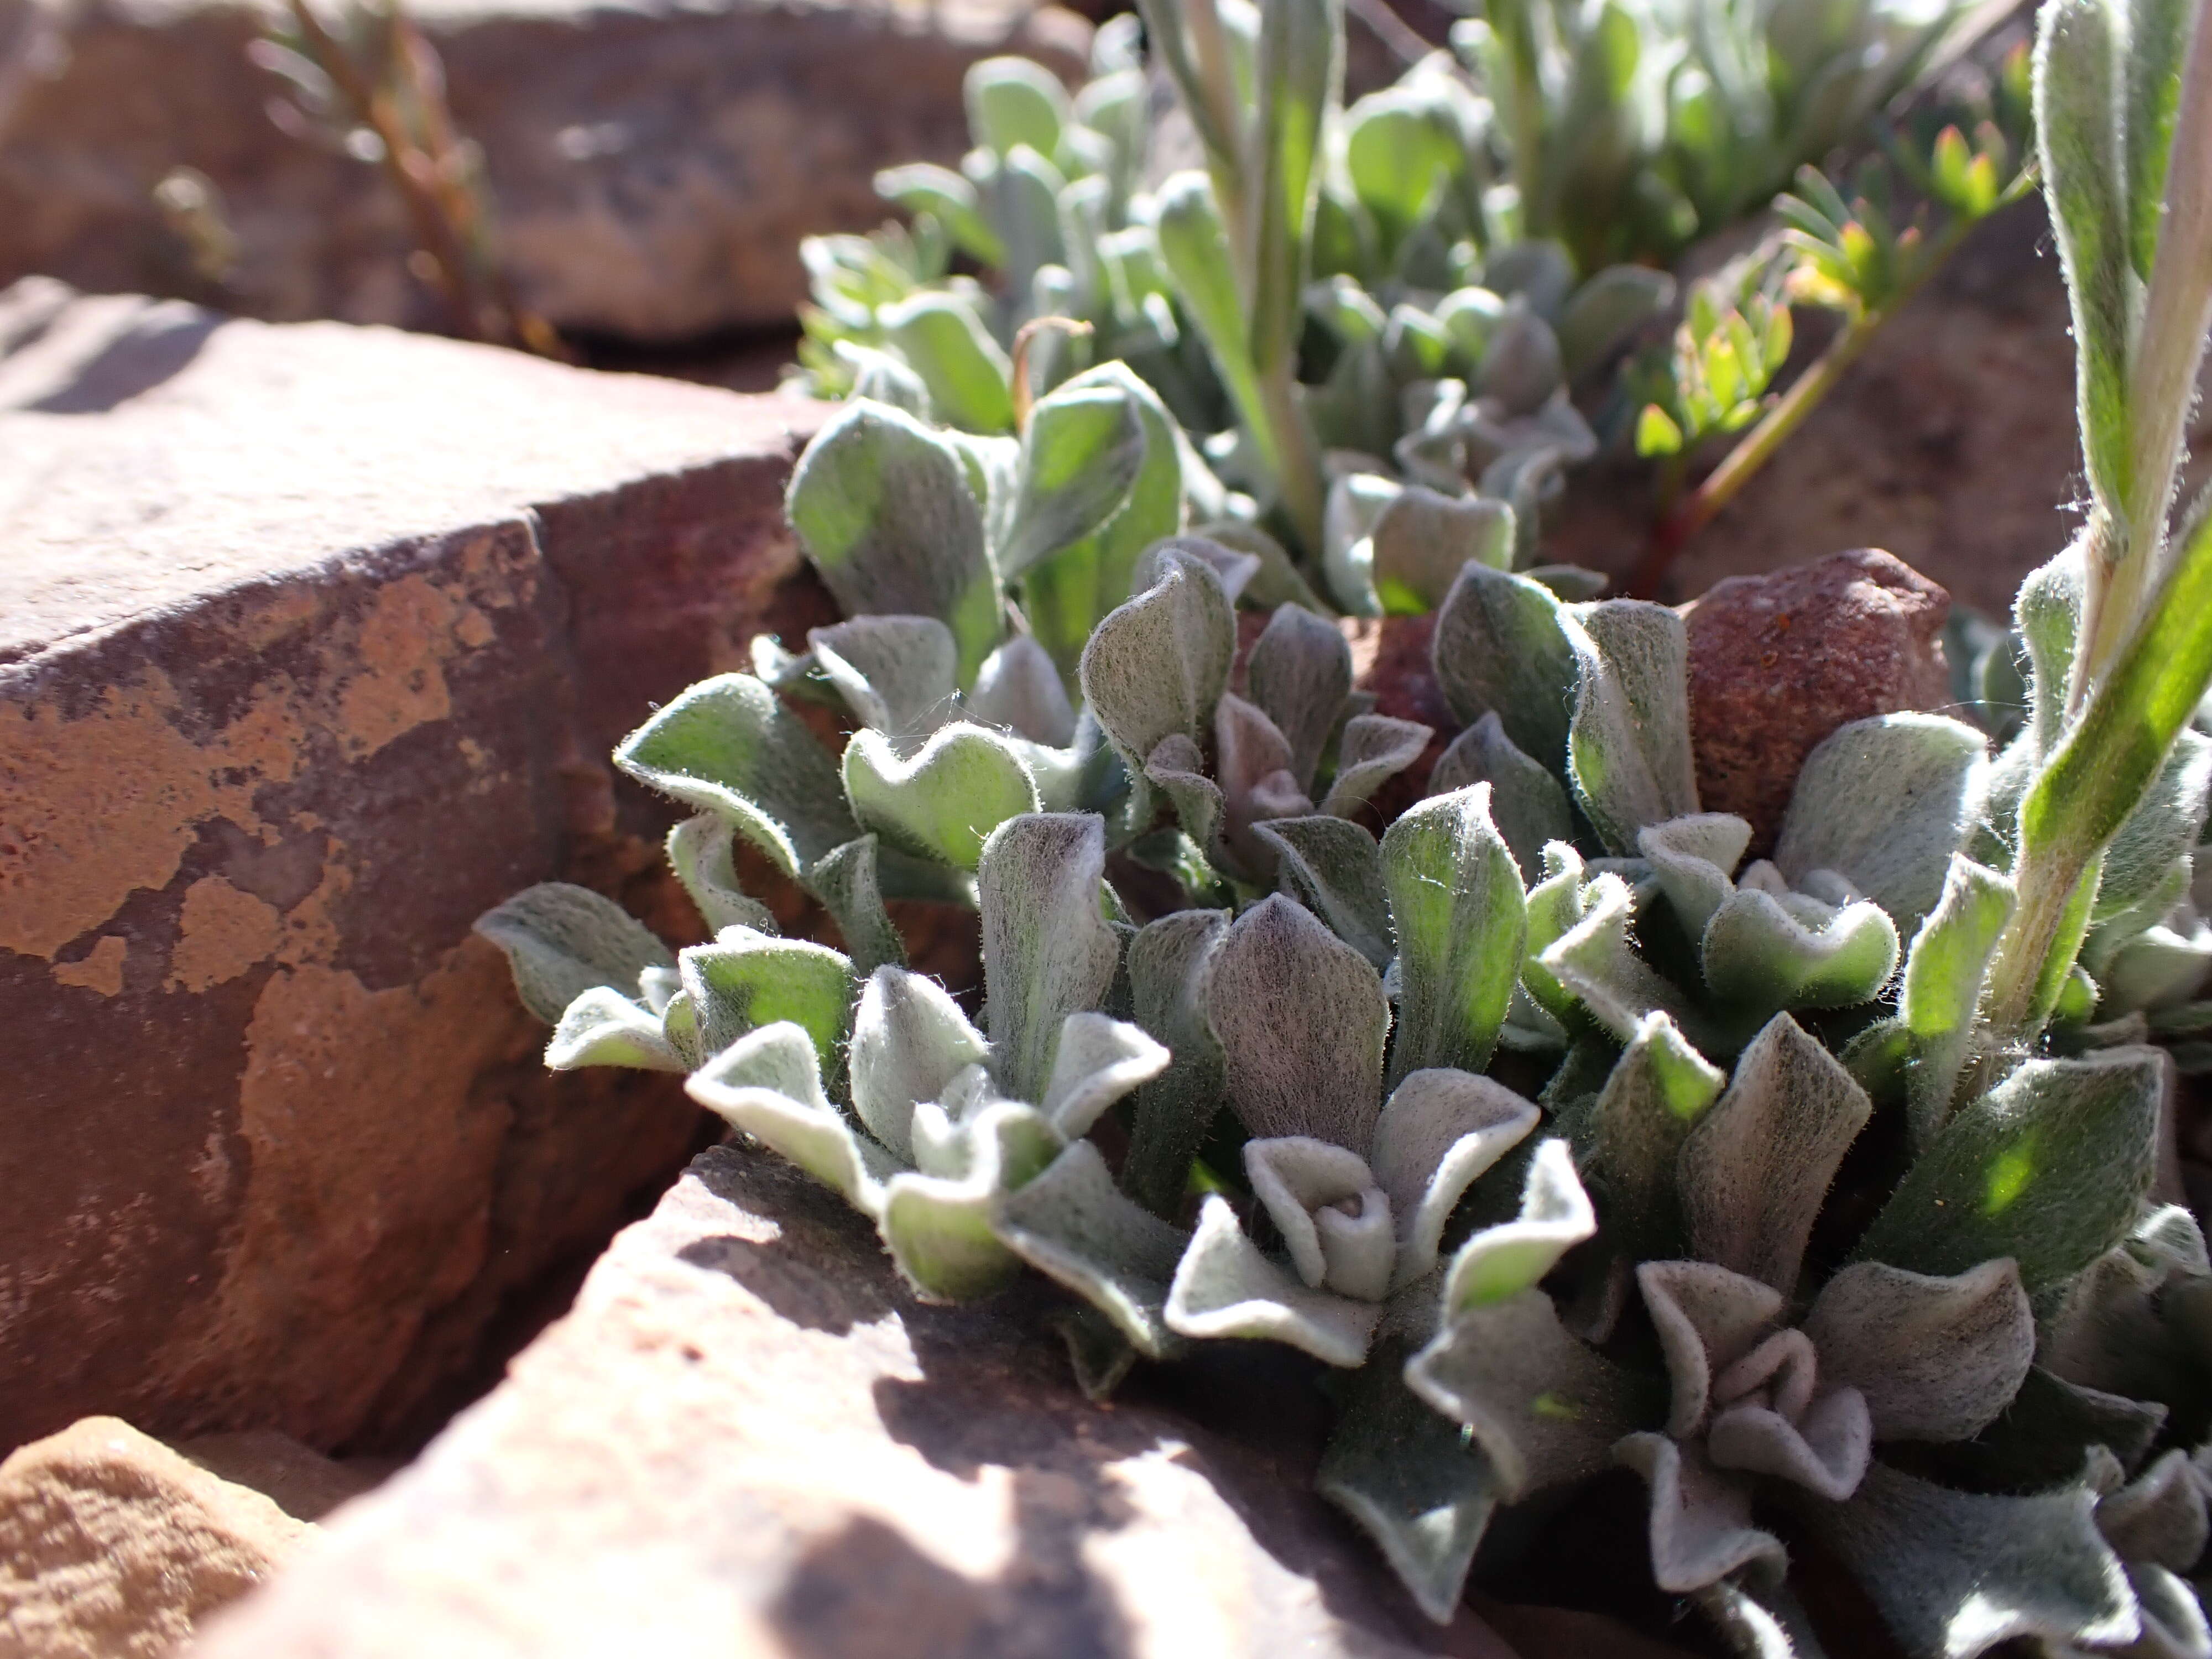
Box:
[483,0,2212,1647]
[786,0,1981,606]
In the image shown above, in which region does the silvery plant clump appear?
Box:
[479,0,2212,1648]
[787,0,1972,603]
[790,0,1673,600]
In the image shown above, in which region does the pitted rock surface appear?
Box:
[0,1417,323,1657]
[0,0,1088,342]
[1681,549,1954,854]
[0,281,836,1458]
[193,1144,1532,1659]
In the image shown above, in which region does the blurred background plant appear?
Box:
[781,0,2013,605]
[251,0,564,357]
[1628,41,2036,591]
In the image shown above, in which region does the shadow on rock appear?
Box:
[768,1470,1138,1659]
[23,310,218,413]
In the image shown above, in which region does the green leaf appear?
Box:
[1383,785,1530,1082]
[1898,855,2018,1146]
[964,55,1069,159]
[1368,488,1516,618]
[1019,365,1187,677]
[1320,714,1434,819]
[679,931,856,1076]
[831,342,934,419]
[880,292,1016,436]
[1344,87,1462,238]
[666,815,778,938]
[2020,512,2212,954]
[1431,562,1578,772]
[1155,171,1269,456]
[967,635,1077,747]
[807,836,907,979]
[542,989,688,1073]
[1408,1283,1649,1503]
[688,1024,894,1212]
[784,401,1001,686]
[1437,1139,1596,1314]
[1121,909,1232,1215]
[1428,716,1574,884]
[1587,1011,1726,1260]
[2034,0,2134,515]
[1678,1014,1872,1298]
[1163,1193,1384,1364]
[1902,857,2020,1042]
[848,965,990,1164]
[1039,1012,1170,1137]
[842,722,1041,872]
[1077,546,1235,770]
[1255,816,1392,969]
[999,384,1146,578]
[1851,1047,2164,1291]
[879,1100,1065,1300]
[1251,0,1342,375]
[806,615,959,748]
[978,812,1123,1105]
[874,161,1005,266]
[474,882,675,1026]
[1566,599,1700,855]
[1202,893,1391,1152]
[1316,1353,1501,1626]
[2124,0,2192,281]
[1635,402,1684,457]
[1247,603,1354,791]
[1476,301,1565,416]
[993,1139,1191,1357]
[1538,870,1718,1051]
[1699,886,1901,1019]
[1774,713,1991,935]
[1807,1464,2135,1658]
[2097,728,2212,918]
[615,674,859,878]
[1557,265,1676,379]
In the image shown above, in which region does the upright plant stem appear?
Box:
[1631,210,1980,598]
[1630,321,1874,596]
[1258,356,1329,556]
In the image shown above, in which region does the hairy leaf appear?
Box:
[843,722,1041,871]
[1255,815,1394,969]
[1317,1354,1501,1625]
[1430,716,1575,883]
[475,883,675,1027]
[1432,562,1578,771]
[994,1140,1191,1357]
[1678,1015,1872,1298]
[1203,893,1390,1151]
[1852,1047,2164,1291]
[680,932,856,1074]
[979,812,1122,1104]
[616,674,859,877]
[1383,785,1530,1081]
[1775,714,1990,935]
[784,401,1002,685]
[1566,600,1700,854]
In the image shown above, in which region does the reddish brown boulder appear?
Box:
[0,1417,322,1657]
[0,0,1088,342]
[0,280,830,1458]
[192,1144,1537,1659]
[1681,548,1953,853]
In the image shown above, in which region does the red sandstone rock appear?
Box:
[0,1417,318,1657]
[0,0,1088,342]
[1681,549,1954,853]
[193,1145,1538,1659]
[0,280,830,1458]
